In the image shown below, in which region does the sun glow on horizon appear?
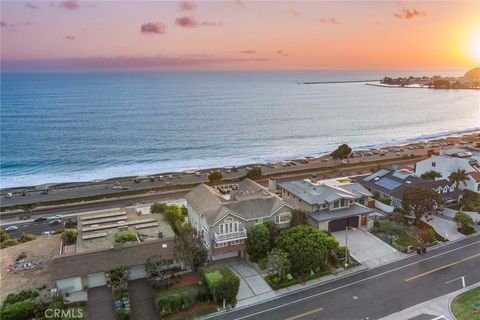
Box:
[468,27,480,64]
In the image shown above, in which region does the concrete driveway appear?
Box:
[333,228,404,268]
[227,260,277,308]
[422,215,465,241]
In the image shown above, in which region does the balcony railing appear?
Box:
[214,228,247,243]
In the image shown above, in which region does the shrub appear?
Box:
[0,302,35,320]
[114,231,137,243]
[3,290,39,306]
[16,252,27,261]
[278,225,338,277]
[204,268,240,307]
[61,229,77,245]
[373,220,380,229]
[164,206,183,227]
[246,223,270,262]
[244,167,262,180]
[1,239,18,249]
[155,284,210,317]
[265,248,290,280]
[18,233,35,243]
[110,265,130,287]
[257,258,266,270]
[419,228,436,244]
[64,218,77,229]
[47,299,65,319]
[208,171,223,182]
[454,212,475,235]
[116,308,131,320]
[150,202,169,214]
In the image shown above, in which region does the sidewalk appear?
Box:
[379,282,480,320]
[422,215,465,241]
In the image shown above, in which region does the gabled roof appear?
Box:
[469,171,480,182]
[185,179,292,226]
[279,178,371,205]
[356,169,423,200]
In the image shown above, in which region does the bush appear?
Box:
[155,284,210,317]
[64,218,77,229]
[244,167,262,180]
[61,229,77,245]
[18,233,35,243]
[257,258,266,270]
[150,202,169,214]
[16,252,27,261]
[116,309,131,320]
[1,239,18,249]
[373,220,380,229]
[0,302,35,320]
[246,224,270,262]
[47,299,65,319]
[278,225,338,277]
[419,228,436,244]
[204,268,240,307]
[114,231,137,243]
[208,171,223,182]
[3,290,39,306]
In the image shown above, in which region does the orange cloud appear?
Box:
[178,1,197,12]
[394,9,427,19]
[319,17,341,25]
[141,22,167,34]
[201,21,223,27]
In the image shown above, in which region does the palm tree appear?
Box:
[448,169,469,188]
[420,170,442,181]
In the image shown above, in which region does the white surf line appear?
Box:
[213,240,480,320]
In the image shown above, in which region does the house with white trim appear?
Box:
[415,147,480,194]
[185,179,294,260]
[278,176,374,232]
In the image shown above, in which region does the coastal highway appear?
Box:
[0,143,443,208]
[206,234,480,320]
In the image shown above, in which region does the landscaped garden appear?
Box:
[451,287,480,319]
[246,216,347,290]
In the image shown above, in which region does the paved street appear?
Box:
[333,228,405,268]
[205,234,480,320]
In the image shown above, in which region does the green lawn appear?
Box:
[451,287,480,320]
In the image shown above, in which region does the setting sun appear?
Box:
[468,27,480,63]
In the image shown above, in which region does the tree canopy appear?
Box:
[448,169,469,188]
[330,144,352,161]
[277,225,338,277]
[403,186,443,224]
[420,170,442,181]
[265,248,290,280]
[208,171,223,182]
[246,223,270,262]
[290,209,309,227]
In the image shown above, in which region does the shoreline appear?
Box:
[1,130,479,193]
[365,82,480,90]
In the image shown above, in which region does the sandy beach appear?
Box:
[1,131,478,209]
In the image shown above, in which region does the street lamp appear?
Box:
[344,226,356,268]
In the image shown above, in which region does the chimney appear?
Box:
[268,177,277,193]
[311,174,317,183]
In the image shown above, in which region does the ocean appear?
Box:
[1,70,479,188]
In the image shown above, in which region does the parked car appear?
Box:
[5,192,13,198]
[120,186,130,190]
[49,219,62,225]
[42,230,54,236]
[53,214,63,219]
[34,216,47,222]
[5,226,18,232]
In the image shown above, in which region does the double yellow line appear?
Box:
[405,252,480,282]
[286,307,324,320]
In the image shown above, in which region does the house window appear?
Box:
[332,201,339,209]
[231,239,244,245]
[214,241,229,248]
[254,218,263,225]
[432,162,436,167]
[275,213,291,224]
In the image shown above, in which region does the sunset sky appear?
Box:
[1,0,479,71]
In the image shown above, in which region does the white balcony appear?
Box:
[214,228,247,244]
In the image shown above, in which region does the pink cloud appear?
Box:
[276,50,288,57]
[201,21,223,27]
[241,50,256,54]
[65,35,76,40]
[0,21,7,28]
[141,22,167,35]
[178,1,197,11]
[234,0,245,7]
[319,17,341,25]
[175,16,199,28]
[59,0,80,10]
[394,9,427,19]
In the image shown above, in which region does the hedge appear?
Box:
[0,302,35,320]
[155,284,210,317]
[204,268,240,307]
[3,290,39,306]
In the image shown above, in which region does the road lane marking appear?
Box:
[203,239,480,320]
[286,307,323,320]
[446,275,466,288]
[405,253,480,282]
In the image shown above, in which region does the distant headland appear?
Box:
[369,67,480,89]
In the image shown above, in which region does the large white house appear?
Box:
[185,179,294,260]
[279,176,374,232]
[415,147,480,193]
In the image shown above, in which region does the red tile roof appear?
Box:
[469,171,480,182]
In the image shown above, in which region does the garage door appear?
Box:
[57,277,83,293]
[129,265,146,280]
[328,216,359,232]
[87,272,106,288]
[212,251,239,261]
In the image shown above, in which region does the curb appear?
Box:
[447,283,480,320]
